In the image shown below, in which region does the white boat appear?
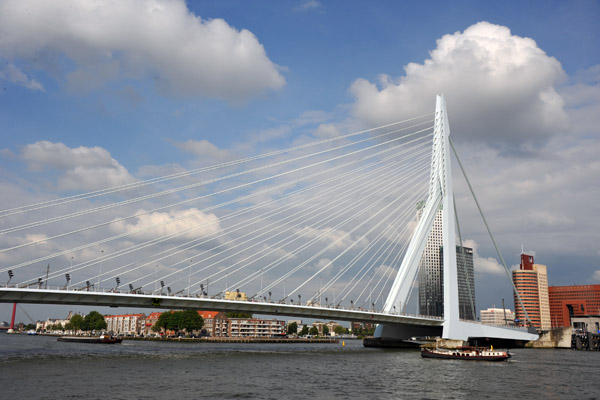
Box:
[421,346,511,361]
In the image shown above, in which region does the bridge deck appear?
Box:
[0,287,443,327]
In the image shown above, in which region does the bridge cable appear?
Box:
[0,114,432,218]
[449,137,533,326]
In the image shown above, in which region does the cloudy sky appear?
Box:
[1,0,599,322]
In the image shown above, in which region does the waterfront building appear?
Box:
[571,315,600,334]
[311,320,339,336]
[512,253,551,330]
[228,318,285,337]
[548,284,600,327]
[36,311,75,332]
[351,321,374,333]
[480,307,515,326]
[144,312,162,335]
[325,321,341,336]
[104,313,146,335]
[198,311,228,336]
[417,204,476,319]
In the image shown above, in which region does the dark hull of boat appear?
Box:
[57,336,122,344]
[421,348,509,361]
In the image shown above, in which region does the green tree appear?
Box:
[51,322,64,331]
[25,323,36,330]
[70,314,84,331]
[179,310,204,334]
[154,311,175,334]
[153,310,204,336]
[299,325,309,336]
[334,325,348,335]
[82,311,107,332]
[309,326,319,336]
[287,322,298,335]
[322,325,329,336]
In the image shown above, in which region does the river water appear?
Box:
[1,334,598,399]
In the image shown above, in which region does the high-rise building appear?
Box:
[512,253,551,331]
[417,204,476,320]
[442,245,476,320]
[418,203,444,317]
[480,307,515,326]
[548,285,600,327]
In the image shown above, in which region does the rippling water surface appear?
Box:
[1,334,598,399]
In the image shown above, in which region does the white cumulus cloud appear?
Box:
[0,0,285,102]
[463,239,505,276]
[350,21,568,149]
[295,226,360,250]
[21,141,136,191]
[174,139,235,162]
[110,208,221,241]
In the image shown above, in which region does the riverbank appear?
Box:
[122,336,339,344]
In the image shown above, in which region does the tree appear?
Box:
[82,311,107,332]
[70,314,84,331]
[334,325,348,335]
[153,310,204,336]
[287,322,298,335]
[322,325,329,336]
[299,325,309,336]
[154,311,175,334]
[51,322,64,331]
[309,326,319,336]
[179,310,204,334]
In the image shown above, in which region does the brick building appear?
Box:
[198,311,228,336]
[144,312,162,335]
[548,285,600,327]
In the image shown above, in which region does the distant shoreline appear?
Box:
[122,336,340,344]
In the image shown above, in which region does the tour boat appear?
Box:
[421,346,511,361]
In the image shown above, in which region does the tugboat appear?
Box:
[421,346,510,361]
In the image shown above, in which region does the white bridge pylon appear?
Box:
[381,95,538,342]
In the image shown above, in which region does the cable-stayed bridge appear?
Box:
[0,96,538,345]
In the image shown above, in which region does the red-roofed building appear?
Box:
[144,312,163,335]
[105,313,146,335]
[198,311,228,337]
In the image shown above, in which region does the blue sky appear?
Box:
[1,0,599,322]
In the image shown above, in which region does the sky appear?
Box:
[1,0,599,323]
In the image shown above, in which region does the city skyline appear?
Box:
[1,0,599,322]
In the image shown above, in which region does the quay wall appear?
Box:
[526,327,571,348]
